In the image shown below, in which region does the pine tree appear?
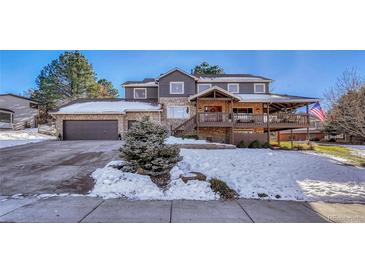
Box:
[30,51,119,115]
[193,62,224,75]
[120,117,180,185]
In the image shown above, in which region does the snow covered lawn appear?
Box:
[91,149,365,203]
[0,128,56,149]
[165,136,210,145]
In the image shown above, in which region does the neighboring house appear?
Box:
[278,118,325,141]
[0,94,39,130]
[51,67,319,143]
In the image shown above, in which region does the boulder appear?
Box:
[180,171,207,183]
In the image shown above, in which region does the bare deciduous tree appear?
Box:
[323,68,364,109]
[329,88,365,138]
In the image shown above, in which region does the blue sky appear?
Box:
[1,50,365,98]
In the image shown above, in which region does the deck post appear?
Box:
[306,104,310,145]
[196,99,199,138]
[230,98,234,144]
[277,131,281,146]
[266,104,270,143]
[290,129,293,148]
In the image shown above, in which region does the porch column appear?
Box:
[266,104,270,143]
[230,98,234,144]
[306,104,310,144]
[196,98,199,138]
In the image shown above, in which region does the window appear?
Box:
[254,83,265,93]
[170,82,184,94]
[133,88,147,99]
[0,111,12,123]
[167,106,189,119]
[197,83,212,93]
[233,108,253,114]
[227,83,239,93]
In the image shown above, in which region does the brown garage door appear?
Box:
[63,120,118,140]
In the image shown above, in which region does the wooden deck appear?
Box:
[197,112,308,129]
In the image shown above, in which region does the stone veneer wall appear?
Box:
[158,97,196,132]
[123,112,161,134]
[198,128,230,143]
[54,112,161,138]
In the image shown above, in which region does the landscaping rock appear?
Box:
[180,171,207,183]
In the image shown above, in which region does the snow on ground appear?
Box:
[165,136,210,145]
[0,128,56,148]
[90,161,218,200]
[91,149,365,202]
[177,149,365,202]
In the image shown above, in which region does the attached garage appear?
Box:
[51,99,162,140]
[63,120,118,140]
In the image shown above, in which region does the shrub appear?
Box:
[209,178,238,200]
[237,140,246,148]
[248,140,262,148]
[262,142,272,149]
[120,116,180,185]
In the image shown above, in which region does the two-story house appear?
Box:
[52,67,319,144]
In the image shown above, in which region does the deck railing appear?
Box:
[197,112,308,128]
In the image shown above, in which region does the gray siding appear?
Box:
[197,82,270,94]
[158,71,196,97]
[0,95,38,130]
[125,87,158,100]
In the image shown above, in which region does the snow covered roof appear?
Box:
[52,100,162,114]
[237,93,319,103]
[197,76,272,83]
[122,81,157,87]
[122,78,157,87]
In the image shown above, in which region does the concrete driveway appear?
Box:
[0,141,122,195]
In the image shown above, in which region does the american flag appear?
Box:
[310,102,326,121]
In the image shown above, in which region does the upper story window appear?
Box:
[170,82,184,94]
[133,88,147,99]
[197,83,212,93]
[254,83,266,93]
[227,83,239,93]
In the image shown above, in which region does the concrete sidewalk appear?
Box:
[1,196,364,223]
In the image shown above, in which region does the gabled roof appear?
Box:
[0,93,38,103]
[188,86,242,101]
[156,68,199,81]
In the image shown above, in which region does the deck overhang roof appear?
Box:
[189,87,319,112]
[188,86,242,101]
